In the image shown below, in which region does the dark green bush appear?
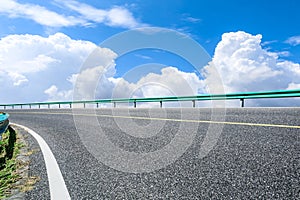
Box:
[0,127,16,170]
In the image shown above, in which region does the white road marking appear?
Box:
[12,123,71,200]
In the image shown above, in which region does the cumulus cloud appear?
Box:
[58,31,300,107]
[44,85,73,101]
[0,32,203,105]
[204,31,300,106]
[2,30,300,107]
[54,65,204,107]
[73,48,118,100]
[0,32,96,103]
[0,0,143,28]
[109,67,206,108]
[111,67,204,99]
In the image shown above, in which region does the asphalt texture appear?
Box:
[4,108,300,199]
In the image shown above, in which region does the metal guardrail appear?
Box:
[0,112,9,139]
[1,89,300,109]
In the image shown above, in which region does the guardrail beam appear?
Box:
[1,89,300,109]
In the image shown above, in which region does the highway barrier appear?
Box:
[1,89,300,109]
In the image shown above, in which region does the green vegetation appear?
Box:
[0,127,22,199]
[0,127,40,199]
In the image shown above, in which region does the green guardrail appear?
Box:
[1,89,300,109]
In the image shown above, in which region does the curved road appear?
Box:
[6,108,300,199]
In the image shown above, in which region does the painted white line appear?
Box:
[11,123,71,200]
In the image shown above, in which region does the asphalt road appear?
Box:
[5,108,300,199]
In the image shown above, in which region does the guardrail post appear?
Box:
[69,103,72,108]
[29,105,31,109]
[4,106,6,109]
[134,101,136,108]
[192,100,196,108]
[38,104,41,109]
[59,104,61,109]
[160,101,162,108]
[48,104,50,109]
[240,98,245,107]
[113,102,116,108]
[12,105,14,109]
[21,105,22,109]
[84,103,86,108]
[96,103,99,108]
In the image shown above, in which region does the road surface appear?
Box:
[5,108,300,199]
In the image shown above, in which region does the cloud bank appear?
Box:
[0,33,96,103]
[1,31,300,107]
[203,31,300,106]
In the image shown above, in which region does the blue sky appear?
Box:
[2,0,300,58]
[2,0,299,57]
[1,0,300,106]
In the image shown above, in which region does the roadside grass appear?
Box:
[0,127,23,199]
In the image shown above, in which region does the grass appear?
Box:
[0,127,23,199]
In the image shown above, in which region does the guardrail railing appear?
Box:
[1,89,300,109]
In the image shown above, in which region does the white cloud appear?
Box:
[184,17,202,23]
[0,0,144,28]
[44,85,58,96]
[134,54,152,60]
[0,0,84,27]
[57,0,106,23]
[7,72,28,86]
[203,31,300,106]
[2,30,300,107]
[106,7,140,28]
[59,0,144,28]
[181,13,202,23]
[47,47,118,101]
[0,32,97,103]
[74,48,118,100]
[0,32,96,73]
[111,67,205,99]
[261,40,278,46]
[44,85,73,101]
[276,51,291,57]
[111,67,206,107]
[285,36,300,46]
[287,83,300,90]
[49,65,205,108]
